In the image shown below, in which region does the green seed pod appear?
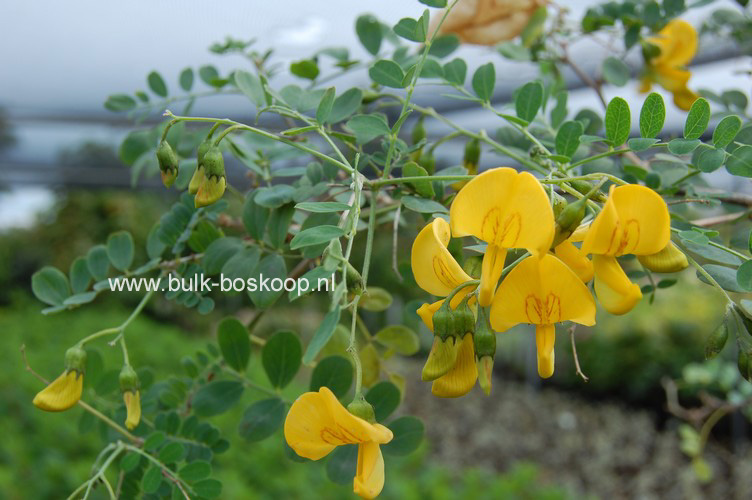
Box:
[119,365,140,393]
[156,141,179,188]
[462,256,482,279]
[704,320,729,360]
[553,197,587,247]
[64,346,87,374]
[347,395,376,423]
[195,146,226,208]
[463,137,481,175]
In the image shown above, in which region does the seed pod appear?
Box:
[347,395,376,424]
[638,242,688,273]
[194,146,226,208]
[156,141,179,188]
[704,321,729,360]
[64,346,87,374]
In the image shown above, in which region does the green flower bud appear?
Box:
[422,335,460,381]
[189,139,213,195]
[463,138,480,175]
[704,320,729,360]
[347,395,376,423]
[64,346,87,375]
[195,146,226,208]
[551,192,567,219]
[553,197,587,247]
[419,152,435,175]
[345,262,364,296]
[119,365,140,393]
[411,116,426,146]
[156,141,179,188]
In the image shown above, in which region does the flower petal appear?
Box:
[353,442,385,499]
[411,218,472,296]
[650,19,697,68]
[490,254,595,331]
[592,255,642,315]
[284,391,339,460]
[450,167,554,256]
[535,324,556,378]
[637,241,688,273]
[431,333,478,398]
[124,390,141,430]
[33,370,83,412]
[582,185,670,257]
[554,239,594,282]
[478,245,507,307]
[673,87,699,111]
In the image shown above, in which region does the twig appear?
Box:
[392,203,403,282]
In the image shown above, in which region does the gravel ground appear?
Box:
[399,363,752,500]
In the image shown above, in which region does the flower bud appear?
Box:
[347,395,376,424]
[638,242,688,273]
[474,310,496,396]
[419,152,435,175]
[189,139,212,195]
[551,191,567,219]
[704,320,729,360]
[553,197,587,247]
[422,335,460,382]
[64,346,87,374]
[411,116,426,146]
[194,146,226,208]
[463,138,481,175]
[345,262,364,296]
[156,141,179,188]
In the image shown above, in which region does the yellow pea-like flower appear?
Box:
[284,387,393,499]
[33,370,84,412]
[430,333,478,398]
[641,19,699,110]
[123,391,141,431]
[450,167,554,307]
[33,346,86,412]
[490,254,595,378]
[580,185,670,315]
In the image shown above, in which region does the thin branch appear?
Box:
[568,325,588,382]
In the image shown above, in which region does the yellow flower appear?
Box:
[124,391,141,430]
[490,254,595,378]
[411,218,480,397]
[33,371,83,412]
[641,19,699,110]
[431,0,546,46]
[450,167,555,306]
[33,346,86,412]
[580,185,670,315]
[284,387,393,499]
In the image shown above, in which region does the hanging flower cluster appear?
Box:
[640,19,699,111]
[411,167,685,390]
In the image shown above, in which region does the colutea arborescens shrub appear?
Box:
[26,0,752,496]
